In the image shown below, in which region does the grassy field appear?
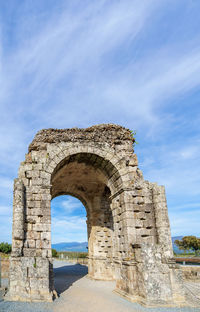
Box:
[174,252,196,257]
[57,251,88,259]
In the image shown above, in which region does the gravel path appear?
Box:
[0,260,200,312]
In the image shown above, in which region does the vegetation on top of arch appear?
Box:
[129,130,138,147]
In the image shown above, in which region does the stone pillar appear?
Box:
[152,184,186,304]
[152,183,173,258]
[7,179,25,300]
[112,190,140,300]
[7,177,53,302]
[12,179,25,257]
[113,182,186,306]
[87,195,115,281]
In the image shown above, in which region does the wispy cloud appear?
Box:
[61,197,85,214]
[170,209,200,237]
[51,196,87,243]
[52,195,86,215]
[1,0,200,132]
[141,139,200,197]
[52,215,87,243]
[170,202,200,212]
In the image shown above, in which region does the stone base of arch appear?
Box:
[6,253,186,306]
[114,247,186,307]
[87,256,115,281]
[6,256,53,302]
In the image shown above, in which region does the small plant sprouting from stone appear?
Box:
[33,258,37,268]
[130,130,138,146]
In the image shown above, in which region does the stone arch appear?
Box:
[52,191,88,211]
[49,151,124,198]
[7,124,186,306]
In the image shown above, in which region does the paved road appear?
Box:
[0,260,200,312]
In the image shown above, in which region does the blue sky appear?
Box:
[0,0,199,243]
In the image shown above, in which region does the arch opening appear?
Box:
[51,195,87,246]
[50,153,116,284]
[51,195,88,295]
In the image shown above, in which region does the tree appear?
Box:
[0,242,12,254]
[174,236,200,256]
[52,248,58,257]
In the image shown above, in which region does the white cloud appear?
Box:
[170,209,200,237]
[0,0,164,129]
[140,138,200,197]
[3,2,153,88]
[0,0,164,178]
[179,146,200,160]
[1,0,200,133]
[53,216,86,230]
[52,215,87,243]
[170,202,200,211]
[61,197,85,213]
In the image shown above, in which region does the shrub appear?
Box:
[0,242,12,254]
[175,236,200,256]
[52,248,58,257]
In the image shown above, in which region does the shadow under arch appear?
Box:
[50,152,122,199]
[53,263,88,295]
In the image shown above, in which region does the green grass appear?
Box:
[173,252,196,257]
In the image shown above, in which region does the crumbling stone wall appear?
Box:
[1,258,9,279]
[182,266,200,281]
[7,124,186,306]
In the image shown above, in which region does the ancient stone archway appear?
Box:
[7,124,186,306]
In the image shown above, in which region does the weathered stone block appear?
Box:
[36,239,50,249]
[33,223,51,232]
[41,232,51,240]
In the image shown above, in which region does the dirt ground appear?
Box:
[52,260,200,312]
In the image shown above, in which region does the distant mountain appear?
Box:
[52,242,88,252]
